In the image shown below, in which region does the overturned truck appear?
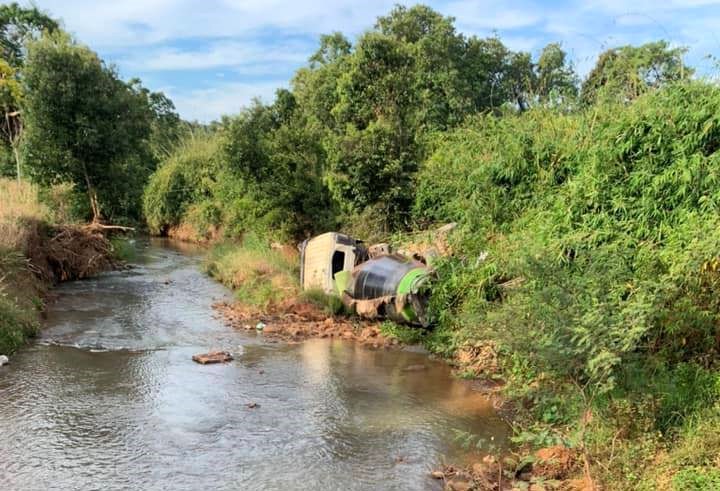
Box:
[299,232,433,327]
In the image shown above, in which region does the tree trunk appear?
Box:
[89,188,101,223]
[82,166,101,223]
[4,111,21,182]
[12,141,20,182]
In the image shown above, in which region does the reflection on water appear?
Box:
[0,238,507,490]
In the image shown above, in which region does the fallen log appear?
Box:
[83,222,136,233]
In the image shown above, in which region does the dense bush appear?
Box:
[143,133,222,235]
[419,81,720,382]
[414,107,586,230]
[415,81,720,486]
[143,103,335,241]
[221,95,335,239]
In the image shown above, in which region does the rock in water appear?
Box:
[192,351,233,364]
[0,355,8,367]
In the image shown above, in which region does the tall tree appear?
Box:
[328,31,416,221]
[581,41,691,106]
[293,37,351,131]
[0,58,22,179]
[305,5,545,223]
[0,4,59,179]
[309,32,351,67]
[0,2,58,68]
[535,43,578,106]
[462,36,512,111]
[128,78,182,160]
[22,33,153,222]
[333,32,414,129]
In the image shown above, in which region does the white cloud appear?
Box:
[583,0,720,14]
[29,0,720,121]
[120,40,309,72]
[446,1,541,31]
[36,0,397,48]
[168,80,284,122]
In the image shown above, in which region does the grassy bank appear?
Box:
[0,179,49,353]
[203,234,299,311]
[0,179,119,354]
[0,246,43,355]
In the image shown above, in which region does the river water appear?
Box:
[0,239,507,490]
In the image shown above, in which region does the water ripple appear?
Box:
[0,239,507,490]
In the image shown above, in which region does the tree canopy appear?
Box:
[0,2,58,68]
[22,33,154,222]
[581,40,691,105]
[0,59,22,178]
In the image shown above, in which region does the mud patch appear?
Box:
[435,445,588,491]
[454,342,500,377]
[214,300,400,349]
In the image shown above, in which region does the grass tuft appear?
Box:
[203,234,299,310]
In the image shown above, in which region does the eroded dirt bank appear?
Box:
[433,445,593,491]
[22,221,119,283]
[0,220,119,353]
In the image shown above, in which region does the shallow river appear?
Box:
[0,239,507,490]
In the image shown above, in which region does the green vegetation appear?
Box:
[581,41,691,106]
[378,320,427,345]
[0,2,58,180]
[22,32,170,223]
[300,288,346,315]
[203,235,299,310]
[418,83,720,488]
[136,5,716,488]
[0,1,718,487]
[0,179,48,353]
[0,246,41,354]
[143,5,585,240]
[0,2,58,68]
[143,132,223,238]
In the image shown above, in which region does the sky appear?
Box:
[27,0,720,122]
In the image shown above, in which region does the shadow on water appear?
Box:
[0,239,508,490]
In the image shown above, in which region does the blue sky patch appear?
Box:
[33,0,720,121]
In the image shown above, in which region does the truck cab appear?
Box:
[299,232,366,294]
